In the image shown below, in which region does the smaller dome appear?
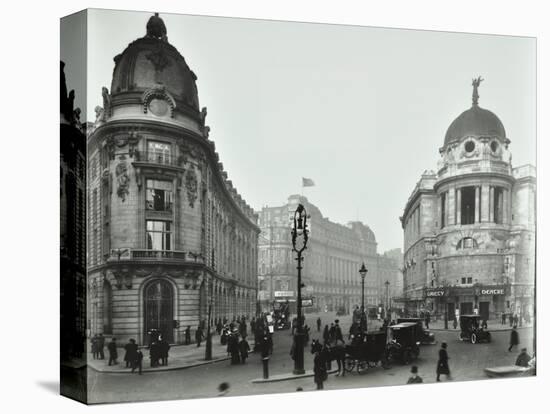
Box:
[443,77,507,146]
[444,105,506,145]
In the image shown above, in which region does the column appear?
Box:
[489,187,494,223]
[448,188,456,226]
[456,188,462,225]
[481,185,490,222]
[475,186,480,223]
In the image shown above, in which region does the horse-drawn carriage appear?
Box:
[312,322,421,375]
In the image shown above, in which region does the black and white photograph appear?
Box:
[58,7,538,404]
[3,1,549,413]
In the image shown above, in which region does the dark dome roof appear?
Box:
[110,14,200,112]
[444,105,506,146]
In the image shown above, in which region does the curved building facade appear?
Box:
[400,80,535,322]
[87,14,259,344]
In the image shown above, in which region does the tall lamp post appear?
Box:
[359,263,368,333]
[384,280,390,321]
[291,203,309,375]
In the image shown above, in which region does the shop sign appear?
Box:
[480,288,505,295]
[274,290,294,297]
[425,288,446,298]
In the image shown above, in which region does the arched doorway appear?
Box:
[144,279,174,343]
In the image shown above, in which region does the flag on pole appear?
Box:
[302,177,315,187]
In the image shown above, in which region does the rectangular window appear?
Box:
[460,186,476,225]
[494,187,504,224]
[146,179,173,211]
[147,141,172,164]
[467,277,472,284]
[440,192,446,228]
[146,220,172,250]
[461,277,466,284]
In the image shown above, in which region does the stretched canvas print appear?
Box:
[60,9,536,404]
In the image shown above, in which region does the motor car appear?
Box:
[386,322,421,364]
[397,318,436,344]
[459,314,491,344]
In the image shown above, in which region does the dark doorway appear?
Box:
[103,280,113,334]
[479,301,490,321]
[460,187,476,225]
[460,302,473,315]
[144,280,174,343]
[446,302,455,320]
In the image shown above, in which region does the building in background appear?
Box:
[86,14,259,345]
[400,80,535,322]
[257,195,400,316]
[60,62,87,360]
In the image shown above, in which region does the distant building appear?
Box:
[86,14,259,345]
[257,195,400,315]
[400,80,535,322]
[60,61,87,359]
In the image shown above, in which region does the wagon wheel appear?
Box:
[344,357,355,373]
[470,333,477,344]
[357,360,368,374]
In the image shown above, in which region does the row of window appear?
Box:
[440,185,505,228]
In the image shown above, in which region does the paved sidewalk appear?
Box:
[251,368,339,384]
[426,319,533,332]
[88,340,232,374]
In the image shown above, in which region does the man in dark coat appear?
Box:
[124,339,138,368]
[513,314,519,327]
[509,313,514,327]
[185,326,191,345]
[316,317,322,332]
[436,342,451,382]
[323,325,330,344]
[107,338,118,366]
[132,348,143,375]
[515,348,531,367]
[196,326,204,347]
[501,312,507,325]
[508,326,519,352]
[334,320,343,342]
[425,312,431,329]
[228,332,240,365]
[328,323,336,342]
[313,348,327,390]
[149,340,159,367]
[97,333,105,359]
[239,336,250,364]
[159,336,170,366]
[91,335,99,359]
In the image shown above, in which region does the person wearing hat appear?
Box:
[436,342,451,382]
[508,325,520,352]
[334,320,343,342]
[407,365,423,384]
[515,348,531,367]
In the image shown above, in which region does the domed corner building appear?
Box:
[87,14,260,345]
[400,79,535,323]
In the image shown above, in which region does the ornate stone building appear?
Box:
[257,195,400,314]
[87,14,259,344]
[400,79,535,322]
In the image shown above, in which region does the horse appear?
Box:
[311,339,347,376]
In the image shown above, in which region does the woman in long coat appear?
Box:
[436,342,451,382]
[313,349,327,390]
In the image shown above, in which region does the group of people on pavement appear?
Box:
[501,312,530,327]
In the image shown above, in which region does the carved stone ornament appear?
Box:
[178,141,203,167]
[101,87,111,119]
[111,268,133,289]
[142,86,176,117]
[115,161,130,202]
[185,166,198,208]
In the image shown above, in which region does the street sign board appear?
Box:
[301,298,313,307]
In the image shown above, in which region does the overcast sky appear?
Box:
[62,9,536,253]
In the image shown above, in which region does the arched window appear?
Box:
[144,279,174,343]
[456,237,478,250]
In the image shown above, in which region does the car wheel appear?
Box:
[344,357,355,373]
[471,333,477,344]
[357,360,368,373]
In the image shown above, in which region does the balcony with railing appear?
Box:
[134,152,181,168]
[106,248,205,264]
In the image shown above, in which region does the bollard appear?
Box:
[262,357,270,379]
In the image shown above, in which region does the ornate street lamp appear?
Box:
[385,280,390,320]
[359,263,368,333]
[291,203,309,375]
